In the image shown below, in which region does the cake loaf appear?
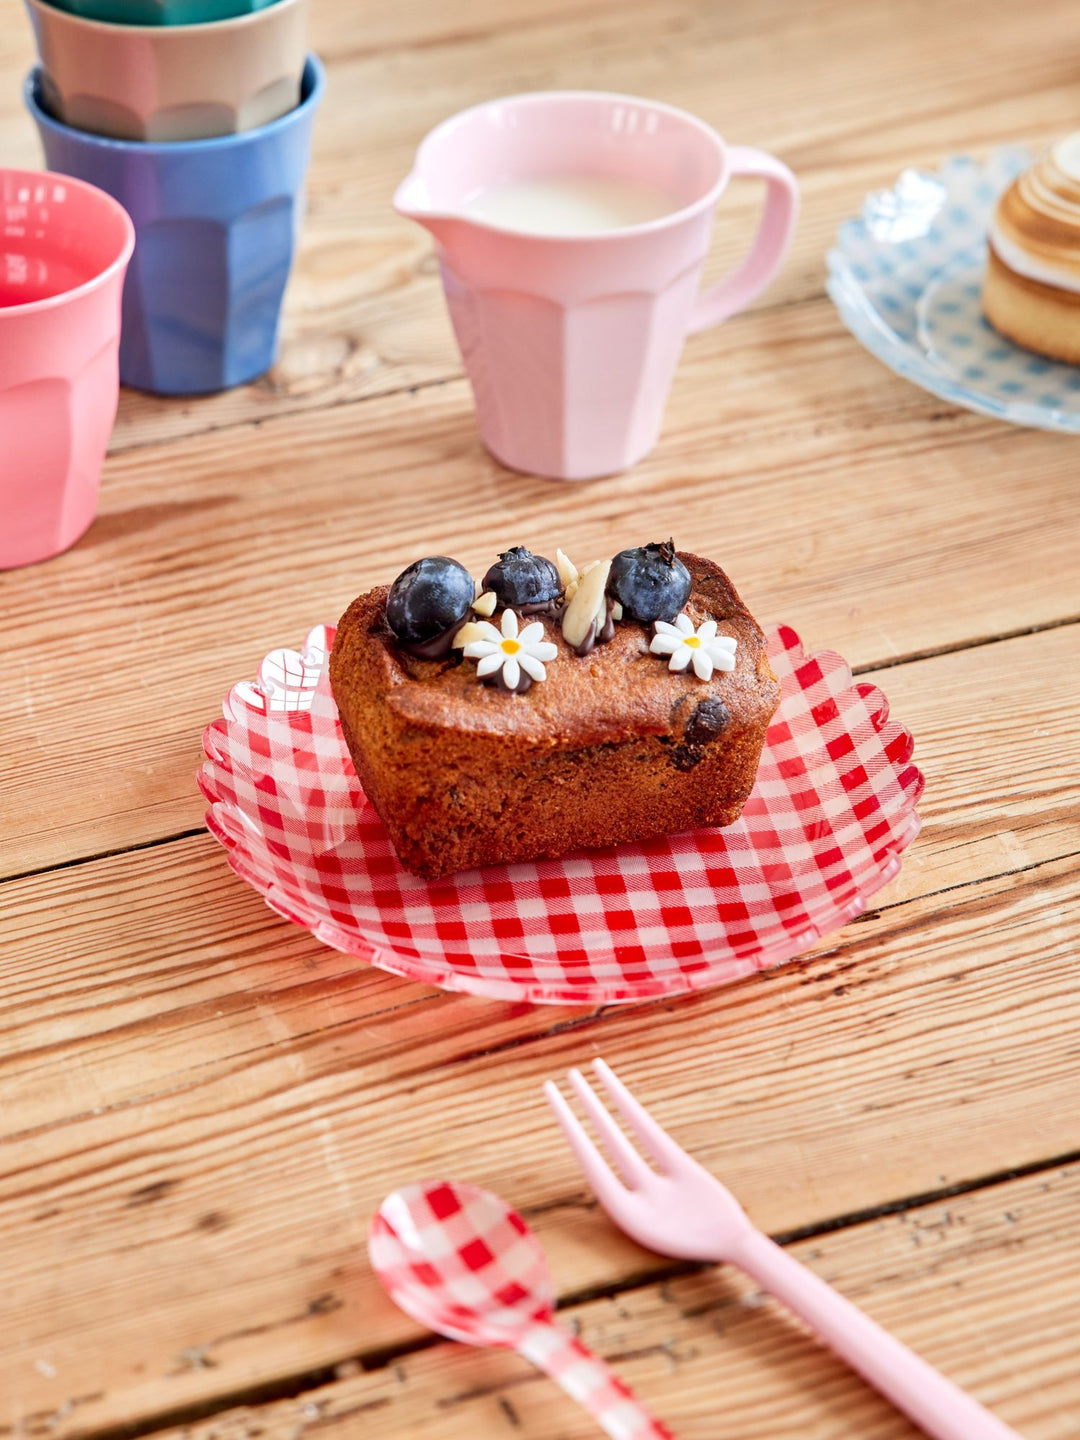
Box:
[329,542,780,880]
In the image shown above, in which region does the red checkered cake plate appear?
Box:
[199,622,923,1004]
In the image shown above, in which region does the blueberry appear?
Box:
[685,698,730,745]
[385,556,474,643]
[608,540,691,624]
[482,546,561,608]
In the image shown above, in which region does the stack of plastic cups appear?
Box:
[23,0,324,395]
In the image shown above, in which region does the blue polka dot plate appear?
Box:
[827,148,1080,431]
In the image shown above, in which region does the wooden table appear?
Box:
[2,0,1079,1434]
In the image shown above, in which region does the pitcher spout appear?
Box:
[393,171,461,242]
[392,170,429,220]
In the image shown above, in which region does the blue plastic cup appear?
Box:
[26,54,324,395]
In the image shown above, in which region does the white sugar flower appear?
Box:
[650,613,737,681]
[463,608,558,689]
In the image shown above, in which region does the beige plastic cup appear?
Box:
[24,0,308,142]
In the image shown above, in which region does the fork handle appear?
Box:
[734,1230,1021,1440]
[517,1319,676,1440]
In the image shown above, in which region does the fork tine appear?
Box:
[543,1080,628,1208]
[567,1068,650,1188]
[592,1058,685,1173]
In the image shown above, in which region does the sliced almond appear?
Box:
[564,556,600,604]
[452,620,490,649]
[611,601,623,622]
[472,590,497,617]
[562,558,611,650]
[555,548,579,591]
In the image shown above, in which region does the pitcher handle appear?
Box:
[688,146,799,334]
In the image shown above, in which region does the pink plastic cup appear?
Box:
[0,168,133,569]
[395,91,799,481]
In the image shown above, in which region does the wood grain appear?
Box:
[149,1164,1080,1440]
[6,618,1080,1057]
[2,315,1078,878]
[1,834,1077,1434]
[3,0,1080,1435]
[2,0,1080,453]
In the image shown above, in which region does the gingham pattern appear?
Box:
[827,148,1080,431]
[369,1180,674,1440]
[199,621,923,1005]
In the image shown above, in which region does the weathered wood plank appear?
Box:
[1,838,1077,1435]
[2,0,1080,453]
[5,617,1080,1026]
[150,1163,1080,1440]
[2,300,1078,878]
[2,2,1079,1437]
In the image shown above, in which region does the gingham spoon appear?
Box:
[369,1179,675,1439]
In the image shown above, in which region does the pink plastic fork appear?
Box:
[546,1060,1022,1440]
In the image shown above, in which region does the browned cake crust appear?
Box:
[983,246,1080,365]
[982,140,1080,365]
[329,553,781,879]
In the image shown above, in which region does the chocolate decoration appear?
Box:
[572,601,617,657]
[573,621,597,657]
[519,597,564,619]
[399,624,460,660]
[685,698,730,745]
[483,671,533,695]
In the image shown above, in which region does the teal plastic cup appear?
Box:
[43,0,279,23]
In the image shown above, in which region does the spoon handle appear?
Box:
[517,1319,675,1439]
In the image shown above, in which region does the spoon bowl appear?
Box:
[369,1178,675,1438]
[369,1180,553,1348]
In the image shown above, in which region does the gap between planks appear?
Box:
[3,614,1077,893]
[3,840,1075,1432]
[99,282,811,461]
[22,1149,1080,1440]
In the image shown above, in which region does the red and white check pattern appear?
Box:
[200,622,923,1004]
[369,1180,674,1440]
[370,1180,553,1346]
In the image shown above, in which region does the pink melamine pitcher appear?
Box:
[395,91,798,481]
